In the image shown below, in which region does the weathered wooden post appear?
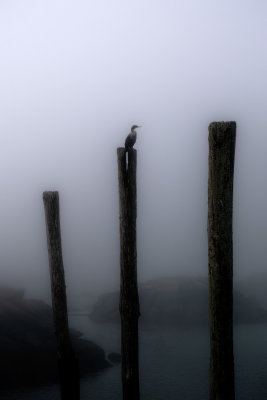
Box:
[43,191,80,400]
[117,148,140,400]
[208,122,236,400]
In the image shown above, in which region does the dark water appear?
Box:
[1,317,267,399]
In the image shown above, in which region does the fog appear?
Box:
[0,0,267,303]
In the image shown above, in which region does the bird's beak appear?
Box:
[137,126,142,128]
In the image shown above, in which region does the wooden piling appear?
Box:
[117,148,140,400]
[43,191,80,400]
[208,122,236,400]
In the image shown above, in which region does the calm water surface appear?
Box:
[1,317,267,399]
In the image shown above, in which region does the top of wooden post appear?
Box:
[208,121,236,141]
[209,121,236,130]
[117,147,137,155]
[43,191,59,202]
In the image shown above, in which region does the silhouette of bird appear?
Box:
[125,125,141,152]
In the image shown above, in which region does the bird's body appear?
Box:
[125,131,137,152]
[125,125,141,152]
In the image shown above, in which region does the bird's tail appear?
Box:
[125,147,128,166]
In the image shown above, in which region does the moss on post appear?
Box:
[208,122,236,400]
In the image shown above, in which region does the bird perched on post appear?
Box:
[125,125,141,152]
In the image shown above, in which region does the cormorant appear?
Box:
[125,125,141,152]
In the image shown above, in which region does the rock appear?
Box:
[90,276,267,327]
[0,287,111,389]
[107,352,121,363]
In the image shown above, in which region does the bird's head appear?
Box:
[131,125,141,132]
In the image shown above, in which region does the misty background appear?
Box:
[0,0,267,305]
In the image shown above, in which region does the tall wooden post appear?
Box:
[208,122,236,400]
[43,191,80,400]
[117,148,140,400]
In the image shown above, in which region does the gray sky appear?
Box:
[0,0,267,300]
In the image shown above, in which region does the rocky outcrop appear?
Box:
[90,276,267,327]
[0,287,110,389]
[107,352,121,364]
